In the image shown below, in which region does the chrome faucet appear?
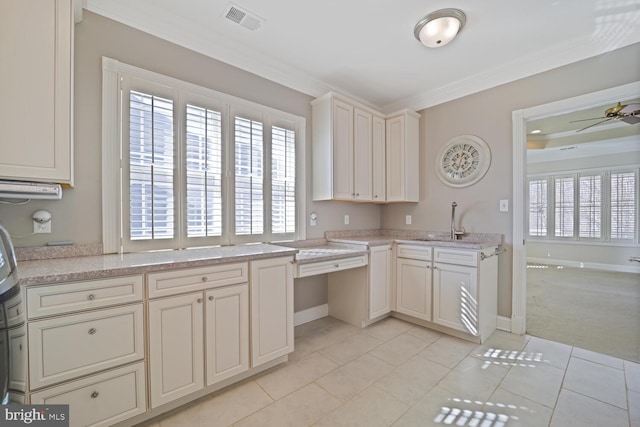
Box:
[450,202,465,240]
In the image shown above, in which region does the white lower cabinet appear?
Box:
[250,257,294,367]
[368,245,392,319]
[148,283,250,409]
[395,257,432,321]
[433,262,478,334]
[148,292,205,409]
[30,362,147,427]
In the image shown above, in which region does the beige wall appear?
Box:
[382,43,640,317]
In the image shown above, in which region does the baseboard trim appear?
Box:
[527,257,640,274]
[496,316,511,332]
[294,304,328,326]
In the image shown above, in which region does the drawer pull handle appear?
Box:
[202,276,208,282]
[334,264,339,268]
[88,328,97,335]
[87,294,96,301]
[197,298,203,303]
[91,391,99,399]
[208,296,214,301]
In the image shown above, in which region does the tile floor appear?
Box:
[142,316,640,427]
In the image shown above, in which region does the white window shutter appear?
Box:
[234,116,264,236]
[611,171,636,240]
[578,175,602,239]
[271,126,296,235]
[528,179,547,237]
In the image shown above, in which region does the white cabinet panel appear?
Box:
[250,257,294,367]
[372,116,386,201]
[147,263,248,298]
[433,263,478,335]
[148,293,204,408]
[386,111,419,202]
[332,99,354,200]
[205,284,249,386]
[354,108,373,201]
[396,258,432,321]
[8,326,26,392]
[369,245,392,319]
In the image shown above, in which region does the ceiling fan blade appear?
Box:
[575,117,613,132]
[619,103,640,114]
[570,116,606,123]
[621,115,640,125]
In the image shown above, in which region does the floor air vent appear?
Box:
[223,3,263,31]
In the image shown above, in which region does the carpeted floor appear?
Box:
[526,264,640,363]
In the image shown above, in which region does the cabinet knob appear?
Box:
[208,296,214,301]
[426,265,431,269]
[91,391,99,399]
[197,298,203,303]
[88,328,97,335]
[356,193,360,196]
[201,276,208,282]
[87,294,96,301]
[334,264,339,268]
[374,195,378,198]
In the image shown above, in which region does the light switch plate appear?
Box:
[405,215,412,225]
[344,214,350,225]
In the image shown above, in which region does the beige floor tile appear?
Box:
[363,317,413,341]
[563,357,627,409]
[392,385,485,427]
[629,390,640,427]
[500,361,564,408]
[472,330,530,357]
[314,386,408,427]
[158,380,272,427]
[550,389,630,427]
[316,353,394,401]
[319,332,383,365]
[437,356,509,403]
[234,383,340,427]
[487,387,554,427]
[625,360,640,392]
[404,325,443,344]
[418,335,477,368]
[375,356,450,405]
[255,352,338,400]
[572,346,625,369]
[369,333,428,366]
[523,336,572,370]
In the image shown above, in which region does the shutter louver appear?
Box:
[129,90,174,240]
[528,179,547,237]
[611,172,636,240]
[554,177,574,238]
[185,105,223,237]
[578,175,601,238]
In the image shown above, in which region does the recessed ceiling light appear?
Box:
[530,129,542,134]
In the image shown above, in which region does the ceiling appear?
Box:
[83,0,640,113]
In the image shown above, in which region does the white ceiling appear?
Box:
[83,0,640,113]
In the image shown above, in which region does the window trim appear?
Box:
[101,57,306,254]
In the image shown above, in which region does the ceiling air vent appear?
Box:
[223,2,264,31]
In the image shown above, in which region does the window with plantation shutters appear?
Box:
[528,179,548,237]
[234,116,264,236]
[527,168,638,244]
[554,177,574,238]
[128,90,175,241]
[271,126,296,234]
[103,59,304,253]
[611,171,636,240]
[185,104,223,238]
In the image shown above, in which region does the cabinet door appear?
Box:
[386,115,406,202]
[433,263,478,335]
[353,108,373,201]
[8,326,26,392]
[372,116,386,201]
[149,293,204,408]
[396,258,431,321]
[250,257,294,367]
[205,284,249,386]
[0,0,73,184]
[369,245,392,319]
[332,99,354,200]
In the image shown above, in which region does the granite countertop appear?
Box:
[325,230,503,250]
[274,240,369,264]
[17,244,298,286]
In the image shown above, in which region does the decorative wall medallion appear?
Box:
[435,135,491,188]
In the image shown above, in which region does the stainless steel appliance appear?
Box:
[0,223,19,404]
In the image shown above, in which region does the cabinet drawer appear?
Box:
[30,362,146,427]
[434,248,478,267]
[296,255,368,278]
[396,244,432,261]
[28,304,145,389]
[148,263,248,298]
[5,290,25,327]
[27,275,143,319]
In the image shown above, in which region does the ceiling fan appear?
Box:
[572,101,640,132]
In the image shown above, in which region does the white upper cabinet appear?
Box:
[0,0,74,184]
[386,111,420,202]
[312,93,419,203]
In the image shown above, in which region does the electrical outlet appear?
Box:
[33,220,51,234]
[405,215,412,225]
[499,200,509,212]
[344,215,350,225]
